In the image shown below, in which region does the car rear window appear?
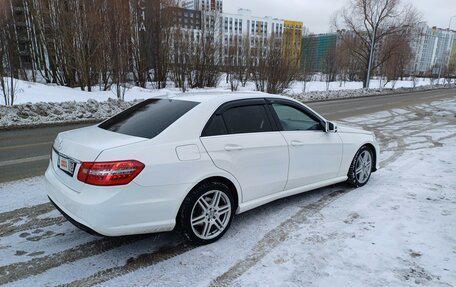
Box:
[99,99,199,139]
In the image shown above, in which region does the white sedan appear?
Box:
[46,93,380,245]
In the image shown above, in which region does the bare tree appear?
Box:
[444,50,456,86]
[0,0,20,105]
[380,33,414,88]
[300,36,315,93]
[170,27,194,92]
[188,11,222,89]
[337,35,365,82]
[323,46,338,91]
[334,0,420,88]
[225,34,247,91]
[251,35,299,94]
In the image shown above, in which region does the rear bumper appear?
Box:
[48,196,104,236]
[45,163,192,236]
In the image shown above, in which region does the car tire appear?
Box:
[347,146,374,187]
[178,181,235,245]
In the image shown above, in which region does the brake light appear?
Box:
[77,160,145,186]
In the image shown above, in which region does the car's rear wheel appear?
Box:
[179,182,234,245]
[347,146,373,187]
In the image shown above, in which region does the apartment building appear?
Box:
[301,33,338,72]
[182,0,223,13]
[283,20,304,65]
[181,0,303,65]
[410,23,456,75]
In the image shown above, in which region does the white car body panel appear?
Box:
[279,131,343,189]
[46,92,380,237]
[201,132,289,202]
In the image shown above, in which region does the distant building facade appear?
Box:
[182,0,223,13]
[220,9,286,64]
[409,24,456,75]
[168,7,202,30]
[301,33,337,72]
[283,20,304,65]
[178,0,304,66]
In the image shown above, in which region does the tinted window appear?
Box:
[99,99,199,139]
[272,104,322,131]
[202,115,228,137]
[223,105,272,134]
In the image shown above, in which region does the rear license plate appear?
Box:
[58,155,76,176]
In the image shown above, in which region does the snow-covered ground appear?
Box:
[1,76,453,105]
[0,98,454,286]
[1,77,455,129]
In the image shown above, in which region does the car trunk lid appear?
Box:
[52,125,147,192]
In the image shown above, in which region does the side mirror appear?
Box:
[325,121,338,133]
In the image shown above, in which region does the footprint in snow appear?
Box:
[343,213,360,224]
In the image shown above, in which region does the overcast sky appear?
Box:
[224,0,456,33]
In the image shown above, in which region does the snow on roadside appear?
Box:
[1,79,163,105]
[2,76,452,105]
[0,98,142,128]
[1,77,455,129]
[0,176,49,211]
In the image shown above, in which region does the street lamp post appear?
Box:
[366,24,377,89]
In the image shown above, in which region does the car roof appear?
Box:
[159,91,293,105]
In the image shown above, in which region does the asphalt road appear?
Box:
[0,88,455,184]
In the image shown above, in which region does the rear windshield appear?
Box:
[99,99,199,139]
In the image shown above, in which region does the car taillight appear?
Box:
[77,160,145,186]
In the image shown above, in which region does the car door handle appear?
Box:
[224,144,243,151]
[291,140,305,147]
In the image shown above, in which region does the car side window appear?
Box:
[223,105,273,135]
[272,103,323,131]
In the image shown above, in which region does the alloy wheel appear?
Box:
[190,190,232,240]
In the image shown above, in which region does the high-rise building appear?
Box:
[167,7,202,30]
[301,33,337,72]
[182,0,223,13]
[178,2,303,66]
[219,9,284,64]
[409,23,456,75]
[283,20,304,65]
[218,9,303,65]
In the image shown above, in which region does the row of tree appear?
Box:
[2,0,453,106]
[0,0,302,105]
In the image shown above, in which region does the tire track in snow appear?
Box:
[59,189,347,287]
[0,203,66,238]
[209,189,351,287]
[0,216,67,238]
[0,203,53,224]
[0,235,150,285]
[57,243,194,287]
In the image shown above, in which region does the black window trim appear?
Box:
[201,98,279,137]
[265,98,327,132]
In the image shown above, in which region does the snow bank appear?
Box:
[0,78,164,105]
[0,98,142,128]
[286,84,454,102]
[1,77,455,129]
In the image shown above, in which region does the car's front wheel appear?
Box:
[347,146,374,187]
[179,182,235,245]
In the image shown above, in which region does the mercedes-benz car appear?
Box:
[46,92,379,245]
